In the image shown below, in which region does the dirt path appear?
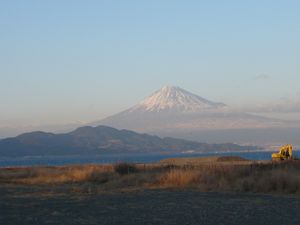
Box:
[1,188,299,225]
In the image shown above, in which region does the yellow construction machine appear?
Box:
[271,144,293,160]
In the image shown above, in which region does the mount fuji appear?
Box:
[96,86,299,145]
[126,86,227,113]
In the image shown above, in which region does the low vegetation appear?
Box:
[1,157,300,195]
[114,162,139,175]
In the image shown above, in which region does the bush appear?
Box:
[159,169,200,187]
[114,162,138,175]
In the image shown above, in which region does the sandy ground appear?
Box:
[1,187,300,225]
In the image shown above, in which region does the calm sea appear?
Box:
[0,150,299,167]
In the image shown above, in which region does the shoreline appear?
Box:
[0,150,287,168]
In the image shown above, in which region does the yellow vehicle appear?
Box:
[271,144,293,160]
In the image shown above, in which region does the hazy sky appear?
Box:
[1,0,300,127]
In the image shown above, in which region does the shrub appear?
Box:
[114,162,138,175]
[216,156,248,162]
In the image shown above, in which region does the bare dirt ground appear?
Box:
[1,186,300,225]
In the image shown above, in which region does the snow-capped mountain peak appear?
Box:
[96,86,297,139]
[129,86,226,113]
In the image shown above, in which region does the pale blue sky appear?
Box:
[1,0,300,126]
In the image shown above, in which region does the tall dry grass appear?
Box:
[159,169,201,187]
[0,165,114,184]
[1,160,300,194]
[157,161,300,194]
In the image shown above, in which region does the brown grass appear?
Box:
[216,156,248,162]
[157,160,300,193]
[159,169,201,187]
[160,156,252,166]
[0,165,114,184]
[1,157,300,195]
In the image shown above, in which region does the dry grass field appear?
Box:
[1,156,300,225]
[1,156,300,194]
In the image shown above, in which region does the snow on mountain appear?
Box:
[128,86,226,113]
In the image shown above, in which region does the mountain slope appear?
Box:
[0,126,258,157]
[127,86,226,113]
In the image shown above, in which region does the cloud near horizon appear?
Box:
[246,98,300,113]
[255,74,270,80]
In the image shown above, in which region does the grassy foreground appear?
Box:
[1,156,300,194]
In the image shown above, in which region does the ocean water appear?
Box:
[0,150,299,167]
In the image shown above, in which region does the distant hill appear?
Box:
[0,126,259,157]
